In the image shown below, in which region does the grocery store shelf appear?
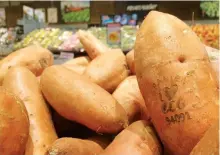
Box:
[50,48,130,56]
[48,23,88,30]
[184,20,219,25]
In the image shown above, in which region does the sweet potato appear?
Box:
[190,120,219,155]
[63,65,87,75]
[126,49,135,74]
[211,60,219,82]
[40,65,128,133]
[2,67,58,155]
[0,45,53,85]
[46,136,110,155]
[84,49,129,93]
[112,76,150,123]
[63,56,91,66]
[100,120,162,155]
[0,87,29,155]
[87,136,111,149]
[77,30,110,59]
[135,11,219,155]
[62,56,91,75]
[37,76,41,83]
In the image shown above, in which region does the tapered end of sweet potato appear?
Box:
[126,49,135,75]
[77,30,109,59]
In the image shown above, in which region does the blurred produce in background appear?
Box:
[200,1,219,18]
[9,24,220,53]
[13,25,137,52]
[192,24,219,49]
[0,27,22,56]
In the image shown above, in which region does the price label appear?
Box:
[107,23,121,46]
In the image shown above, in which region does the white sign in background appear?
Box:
[0,8,6,26]
[47,8,58,23]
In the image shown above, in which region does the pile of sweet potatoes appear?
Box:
[0,11,218,155]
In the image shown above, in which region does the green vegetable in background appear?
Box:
[200,1,219,18]
[62,8,90,23]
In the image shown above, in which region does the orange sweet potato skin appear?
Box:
[2,67,57,155]
[63,56,91,66]
[135,11,219,155]
[126,50,135,75]
[63,56,91,74]
[63,65,87,75]
[37,76,41,83]
[0,45,53,85]
[62,57,91,75]
[100,120,162,155]
[190,120,219,155]
[112,76,150,123]
[84,49,129,93]
[46,136,109,155]
[211,60,219,83]
[0,87,29,155]
[40,65,128,133]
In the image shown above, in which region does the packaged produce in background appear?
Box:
[11,23,219,54]
[14,28,62,50]
[12,25,138,52]
[59,34,80,51]
[0,28,18,55]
